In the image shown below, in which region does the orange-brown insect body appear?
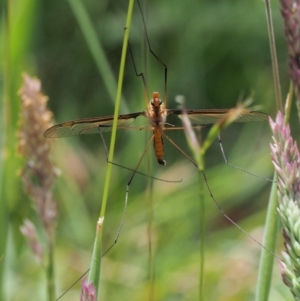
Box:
[147,92,167,165]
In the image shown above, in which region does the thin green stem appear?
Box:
[198,171,205,301]
[264,0,283,112]
[255,2,283,300]
[100,0,135,218]
[255,176,279,301]
[88,0,135,296]
[88,218,104,296]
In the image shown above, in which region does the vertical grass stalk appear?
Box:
[254,1,284,300]
[264,0,283,111]
[87,0,135,296]
[254,175,278,301]
[198,172,205,301]
[176,95,205,301]
[178,95,260,301]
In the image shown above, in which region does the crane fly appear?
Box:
[43,91,269,263]
[44,92,268,166]
[43,2,269,259]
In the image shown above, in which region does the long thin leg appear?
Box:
[56,271,89,300]
[102,134,156,256]
[128,0,168,108]
[98,127,181,183]
[162,132,198,167]
[55,133,162,300]
[128,42,149,108]
[136,0,168,107]
[218,133,273,182]
[162,132,279,258]
[163,126,273,182]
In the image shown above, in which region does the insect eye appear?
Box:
[151,98,162,107]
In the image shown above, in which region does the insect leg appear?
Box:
[218,133,273,182]
[162,132,279,257]
[100,130,155,255]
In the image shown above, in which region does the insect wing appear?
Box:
[167,109,268,125]
[44,112,145,138]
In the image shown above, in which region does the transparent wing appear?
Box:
[44,111,146,138]
[167,109,268,125]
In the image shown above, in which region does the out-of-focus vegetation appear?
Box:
[1,0,295,300]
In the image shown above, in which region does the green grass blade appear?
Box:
[255,176,279,301]
[198,172,205,301]
[67,0,129,112]
[254,1,283,300]
[88,0,135,296]
[264,0,283,112]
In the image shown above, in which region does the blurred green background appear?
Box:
[1,0,295,300]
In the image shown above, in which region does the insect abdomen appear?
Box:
[153,129,166,166]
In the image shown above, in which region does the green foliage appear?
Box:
[1,0,293,300]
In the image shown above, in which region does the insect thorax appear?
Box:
[147,92,167,128]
